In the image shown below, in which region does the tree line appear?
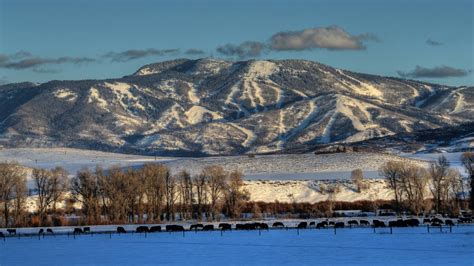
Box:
[0,152,473,227]
[379,153,473,216]
[0,163,249,227]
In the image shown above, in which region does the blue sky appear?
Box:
[0,0,472,85]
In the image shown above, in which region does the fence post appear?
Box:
[334,227,336,235]
[390,226,392,234]
[427,225,430,233]
[373,226,376,234]
[297,228,299,235]
[450,226,452,233]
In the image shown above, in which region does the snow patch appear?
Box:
[185,106,223,125]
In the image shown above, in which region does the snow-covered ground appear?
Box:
[0,148,427,180]
[1,226,473,265]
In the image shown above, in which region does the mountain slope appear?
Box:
[0,58,472,155]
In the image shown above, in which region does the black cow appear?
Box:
[348,220,358,226]
[316,222,326,229]
[335,222,345,228]
[7,229,16,235]
[309,221,316,227]
[259,223,269,230]
[38,229,44,234]
[405,219,420,227]
[190,224,204,230]
[117,227,127,233]
[360,220,370,226]
[46,228,54,234]
[423,218,431,224]
[445,219,455,226]
[166,225,185,232]
[236,224,246,230]
[328,221,335,226]
[297,222,307,229]
[219,223,232,231]
[150,226,162,232]
[273,222,284,228]
[83,227,91,233]
[372,220,385,228]
[203,225,214,231]
[74,228,83,234]
[431,218,444,226]
[136,226,149,233]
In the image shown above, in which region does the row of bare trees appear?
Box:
[379,154,472,215]
[70,164,249,225]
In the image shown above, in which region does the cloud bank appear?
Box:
[103,48,180,62]
[397,65,470,78]
[216,26,378,58]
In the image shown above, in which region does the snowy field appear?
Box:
[0,226,473,265]
[0,148,428,180]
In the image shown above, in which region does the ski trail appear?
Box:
[280,100,319,143]
[230,123,256,148]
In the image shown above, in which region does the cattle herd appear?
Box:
[0,216,472,239]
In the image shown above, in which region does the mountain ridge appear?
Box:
[0,58,472,155]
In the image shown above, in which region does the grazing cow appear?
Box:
[423,218,431,224]
[458,217,472,223]
[117,227,127,234]
[190,224,204,230]
[272,222,284,228]
[219,223,232,231]
[431,218,444,226]
[236,224,246,230]
[348,220,358,226]
[372,220,385,228]
[203,225,214,231]
[405,219,420,227]
[445,219,455,226]
[328,221,335,226]
[259,223,269,230]
[297,222,307,229]
[335,222,345,228]
[7,229,16,235]
[46,229,54,234]
[360,220,370,226]
[316,222,326,229]
[309,221,316,227]
[74,228,83,234]
[136,226,149,233]
[38,229,44,234]
[83,227,91,233]
[149,226,161,232]
[166,225,185,232]
[0,232,4,239]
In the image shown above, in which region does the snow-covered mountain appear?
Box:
[0,58,472,155]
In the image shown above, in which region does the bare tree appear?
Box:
[0,162,26,227]
[164,172,177,221]
[399,164,428,215]
[379,161,404,212]
[33,167,68,226]
[140,164,167,222]
[177,170,193,220]
[71,169,101,225]
[202,166,226,220]
[223,170,249,218]
[193,173,208,220]
[350,168,365,193]
[461,152,473,210]
[428,156,450,213]
[98,165,128,223]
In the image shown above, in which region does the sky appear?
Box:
[0,0,473,86]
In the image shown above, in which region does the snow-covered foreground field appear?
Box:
[1,226,473,265]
